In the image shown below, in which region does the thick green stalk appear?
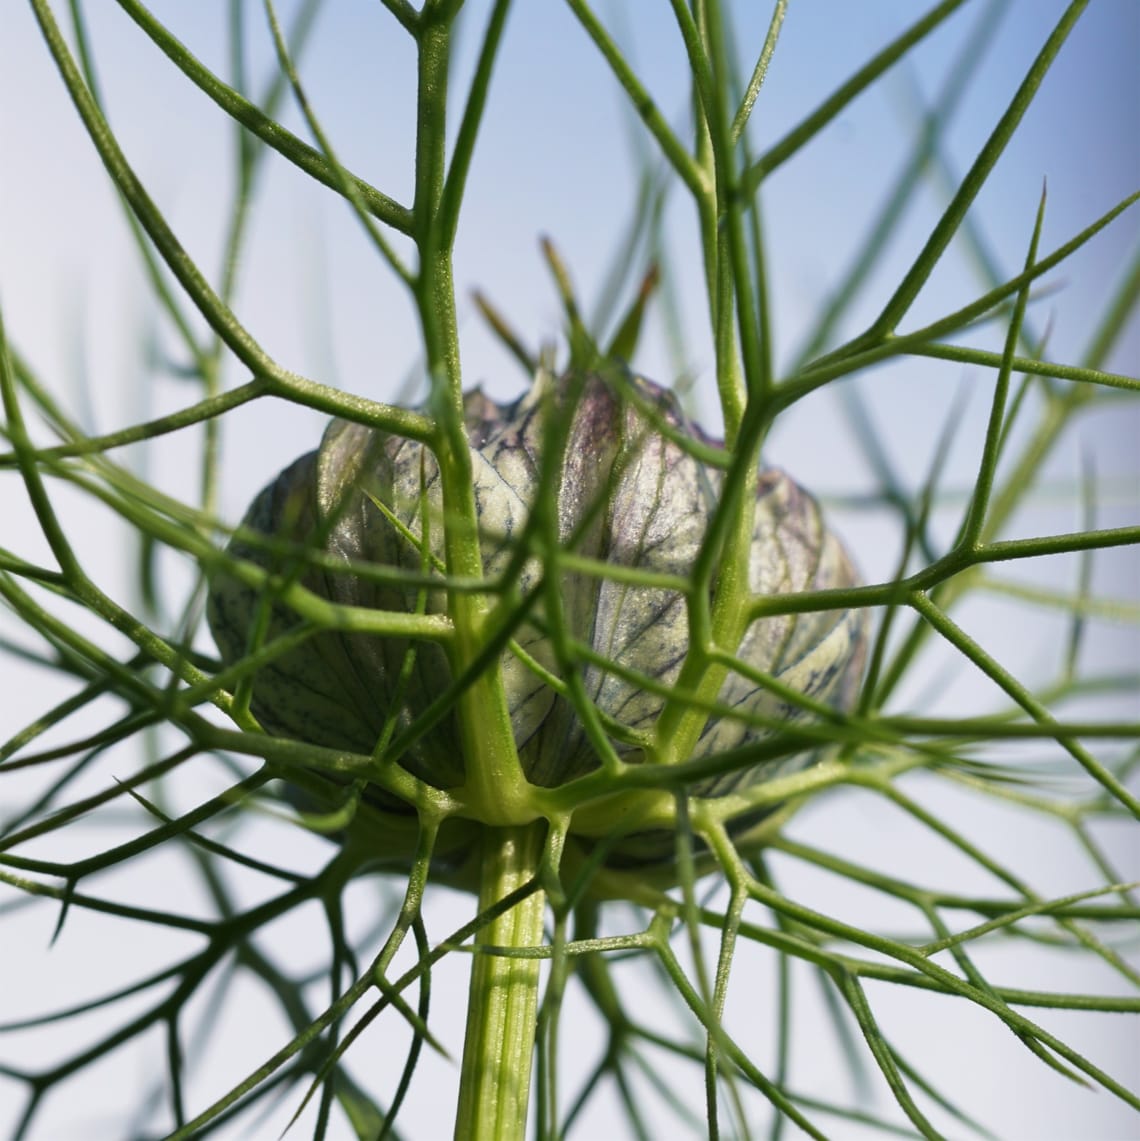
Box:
[455,823,546,1140]
[414,9,527,821]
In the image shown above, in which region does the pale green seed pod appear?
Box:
[208,373,866,866]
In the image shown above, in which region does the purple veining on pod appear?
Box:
[208,373,866,811]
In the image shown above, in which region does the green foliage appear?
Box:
[0,2,1136,1139]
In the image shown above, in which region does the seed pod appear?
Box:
[208,373,866,864]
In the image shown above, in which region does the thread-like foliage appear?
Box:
[0,2,1136,1139]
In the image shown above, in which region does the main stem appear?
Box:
[415,8,528,822]
[411,12,545,1135]
[455,822,547,1140]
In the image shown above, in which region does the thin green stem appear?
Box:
[30,0,427,439]
[565,0,706,198]
[907,344,1138,394]
[730,0,788,144]
[866,0,1088,342]
[960,187,1045,547]
[742,0,970,192]
[439,0,514,249]
[113,0,413,231]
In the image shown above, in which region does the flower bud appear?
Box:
[208,373,866,861]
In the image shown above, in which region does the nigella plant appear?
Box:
[2,3,1138,1140]
[208,370,867,871]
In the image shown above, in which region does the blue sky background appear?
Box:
[0,2,1137,1138]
